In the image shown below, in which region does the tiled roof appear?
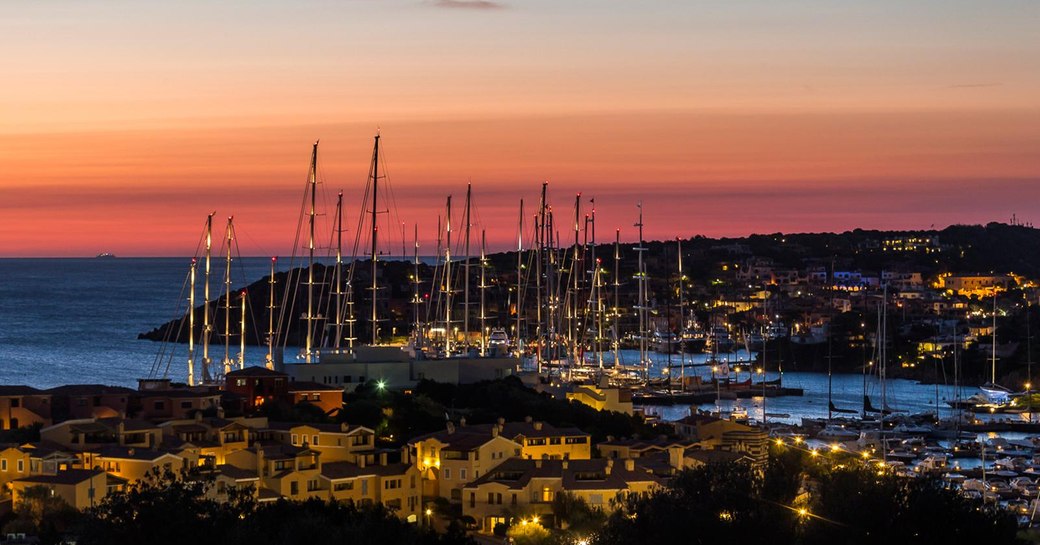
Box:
[287,381,343,393]
[45,384,136,396]
[215,464,259,481]
[465,458,663,491]
[225,366,287,378]
[266,421,369,434]
[95,446,179,462]
[16,469,104,485]
[0,385,44,396]
[409,421,587,448]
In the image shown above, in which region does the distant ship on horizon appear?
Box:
[95,252,116,259]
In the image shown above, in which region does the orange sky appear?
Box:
[1,1,1038,256]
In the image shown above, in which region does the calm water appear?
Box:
[0,258,294,388]
[609,349,980,424]
[0,259,983,419]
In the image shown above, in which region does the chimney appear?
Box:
[624,459,635,472]
[446,422,456,435]
[359,455,367,468]
[459,417,467,427]
[217,406,225,419]
[533,422,543,431]
[341,422,349,432]
[667,446,684,471]
[605,459,613,475]
[606,435,615,443]
[534,459,542,469]
[524,416,532,423]
[561,460,568,470]
[491,425,499,438]
[257,448,265,476]
[379,452,388,466]
[195,411,203,422]
[117,421,126,446]
[497,417,506,426]
[128,448,135,457]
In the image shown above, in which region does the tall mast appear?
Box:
[187,258,197,386]
[591,200,602,370]
[445,196,454,356]
[535,184,546,372]
[613,228,621,369]
[412,224,422,349]
[238,290,246,370]
[635,203,648,380]
[305,142,317,363]
[463,183,472,350]
[223,216,234,376]
[992,291,998,384]
[881,284,888,416]
[480,229,488,356]
[202,212,214,382]
[548,205,558,363]
[334,191,344,351]
[266,257,276,370]
[516,199,524,357]
[570,194,581,367]
[370,134,380,345]
[677,238,684,389]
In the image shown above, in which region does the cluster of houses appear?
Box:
[0,367,766,533]
[705,246,1030,362]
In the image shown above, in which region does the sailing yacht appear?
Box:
[981,291,1012,405]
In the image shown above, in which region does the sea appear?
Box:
[0,258,982,424]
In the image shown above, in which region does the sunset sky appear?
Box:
[1,0,1038,257]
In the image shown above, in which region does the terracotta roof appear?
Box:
[16,469,104,485]
[597,437,696,450]
[138,389,221,399]
[0,386,44,396]
[257,487,281,501]
[45,384,135,396]
[97,418,159,431]
[225,366,287,378]
[321,461,412,480]
[95,446,180,462]
[255,443,316,460]
[321,461,375,480]
[684,449,748,465]
[409,421,587,448]
[464,458,663,492]
[287,381,343,393]
[216,464,259,481]
[266,421,369,434]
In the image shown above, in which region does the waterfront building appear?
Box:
[672,413,769,466]
[566,384,634,415]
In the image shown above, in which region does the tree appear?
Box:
[3,484,80,544]
[802,468,1020,545]
[507,521,554,545]
[551,492,605,534]
[594,462,797,545]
